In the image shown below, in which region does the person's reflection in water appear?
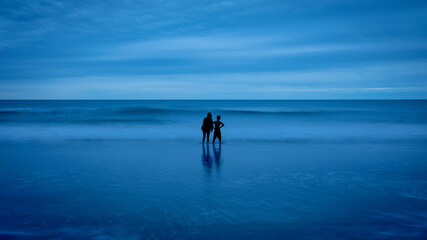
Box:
[202,143,212,173]
[212,143,221,171]
[202,143,222,174]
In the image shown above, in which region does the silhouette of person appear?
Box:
[201,112,213,143]
[212,115,224,143]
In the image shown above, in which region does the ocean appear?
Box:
[1,100,427,142]
[0,100,427,239]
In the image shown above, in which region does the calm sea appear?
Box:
[1,100,427,239]
[1,100,427,142]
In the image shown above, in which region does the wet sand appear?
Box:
[0,140,427,239]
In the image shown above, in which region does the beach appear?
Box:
[1,100,427,239]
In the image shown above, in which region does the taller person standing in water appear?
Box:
[201,112,213,143]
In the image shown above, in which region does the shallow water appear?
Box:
[0,100,427,239]
[1,141,427,239]
[1,100,427,142]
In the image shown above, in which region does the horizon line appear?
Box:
[0,99,426,101]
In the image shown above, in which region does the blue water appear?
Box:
[1,100,427,142]
[0,100,427,239]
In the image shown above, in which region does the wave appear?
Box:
[0,108,98,115]
[0,106,193,116]
[0,118,167,125]
[113,106,192,115]
[1,123,427,142]
[221,109,362,115]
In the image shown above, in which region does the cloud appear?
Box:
[98,33,427,61]
[0,0,426,99]
[1,62,426,99]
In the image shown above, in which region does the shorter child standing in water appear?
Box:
[213,115,224,143]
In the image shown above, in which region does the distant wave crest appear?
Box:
[0,106,190,116]
[221,109,352,115]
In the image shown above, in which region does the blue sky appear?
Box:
[0,0,427,99]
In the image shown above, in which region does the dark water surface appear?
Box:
[0,100,427,239]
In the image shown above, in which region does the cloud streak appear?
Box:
[100,34,427,61]
[1,62,426,99]
[0,0,427,98]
